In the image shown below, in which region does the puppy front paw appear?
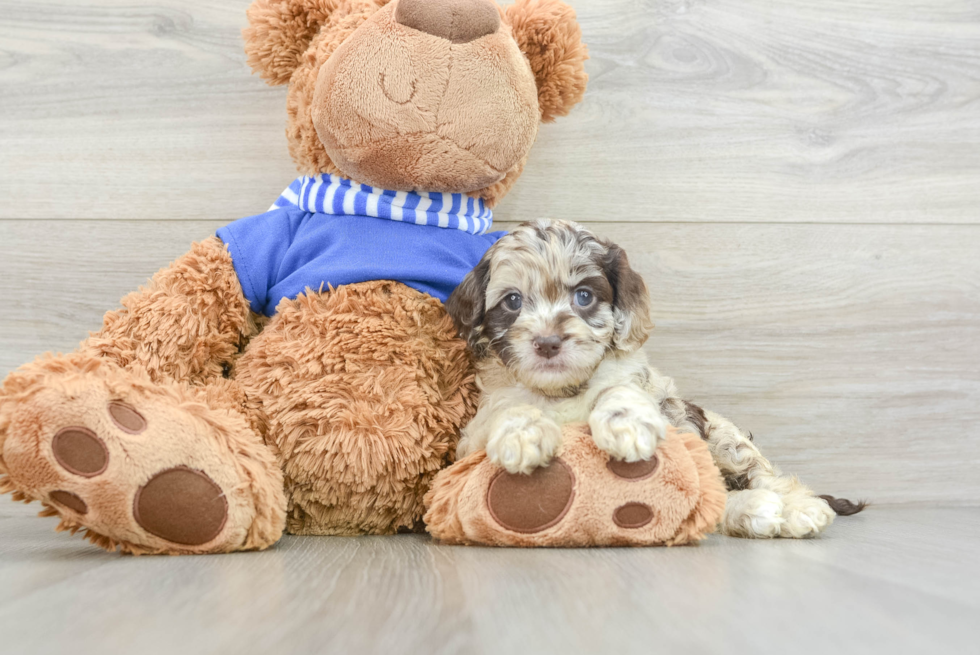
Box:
[486,407,563,475]
[589,398,667,462]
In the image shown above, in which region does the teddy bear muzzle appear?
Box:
[395,0,501,44]
[311,0,539,195]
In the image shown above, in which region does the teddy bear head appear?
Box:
[244,0,588,207]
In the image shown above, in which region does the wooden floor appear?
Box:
[0,498,976,654]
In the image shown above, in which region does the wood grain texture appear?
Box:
[0,501,977,654]
[1,219,977,504]
[1,1,979,222]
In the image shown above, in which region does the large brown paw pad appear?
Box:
[133,467,228,546]
[487,459,574,533]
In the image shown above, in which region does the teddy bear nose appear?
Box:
[395,0,500,43]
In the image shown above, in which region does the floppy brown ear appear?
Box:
[602,244,653,353]
[243,0,349,86]
[446,258,492,354]
[505,0,589,122]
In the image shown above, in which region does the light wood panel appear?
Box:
[1,1,979,223]
[0,503,977,654]
[1,219,977,504]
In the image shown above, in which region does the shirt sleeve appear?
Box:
[216,207,299,316]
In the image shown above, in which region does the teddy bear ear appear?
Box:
[243,0,348,86]
[505,0,589,122]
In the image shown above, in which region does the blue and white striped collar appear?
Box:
[269,174,494,235]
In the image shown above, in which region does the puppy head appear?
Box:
[447,219,653,394]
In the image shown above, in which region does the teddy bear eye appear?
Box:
[504,292,523,311]
[574,288,594,307]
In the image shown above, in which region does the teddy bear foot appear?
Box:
[424,424,728,547]
[0,354,286,554]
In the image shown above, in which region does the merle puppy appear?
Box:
[446,219,863,538]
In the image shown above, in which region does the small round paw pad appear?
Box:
[613,502,655,528]
[52,428,108,477]
[606,454,659,480]
[107,401,147,434]
[49,490,88,514]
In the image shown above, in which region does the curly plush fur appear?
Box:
[235,280,478,535]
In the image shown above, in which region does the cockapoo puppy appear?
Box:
[446,219,863,538]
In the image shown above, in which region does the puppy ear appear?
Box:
[602,244,653,353]
[505,0,589,122]
[446,257,492,353]
[243,0,348,86]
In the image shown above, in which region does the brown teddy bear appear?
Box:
[0,0,588,555]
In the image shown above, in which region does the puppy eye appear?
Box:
[504,292,523,311]
[574,288,594,307]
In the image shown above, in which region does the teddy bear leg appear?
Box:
[82,236,258,386]
[0,236,285,553]
[0,353,286,554]
[235,282,479,536]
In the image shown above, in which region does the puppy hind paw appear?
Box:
[720,488,785,538]
[780,494,835,538]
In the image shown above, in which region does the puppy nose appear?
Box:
[533,335,562,359]
[395,0,500,44]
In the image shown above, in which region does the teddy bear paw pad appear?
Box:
[606,454,659,480]
[51,427,109,477]
[107,401,147,434]
[612,502,655,529]
[133,467,228,546]
[487,458,574,533]
[48,490,88,514]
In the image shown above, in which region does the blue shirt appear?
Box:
[216,175,504,316]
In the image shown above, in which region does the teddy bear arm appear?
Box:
[80,236,258,386]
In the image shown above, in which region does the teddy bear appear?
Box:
[0,0,588,555]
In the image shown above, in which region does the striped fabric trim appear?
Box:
[269,174,493,235]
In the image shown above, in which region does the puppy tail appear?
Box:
[819,495,868,516]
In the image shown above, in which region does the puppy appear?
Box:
[446,219,864,538]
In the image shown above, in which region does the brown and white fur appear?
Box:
[446,219,864,539]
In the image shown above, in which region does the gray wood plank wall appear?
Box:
[1,1,978,505]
